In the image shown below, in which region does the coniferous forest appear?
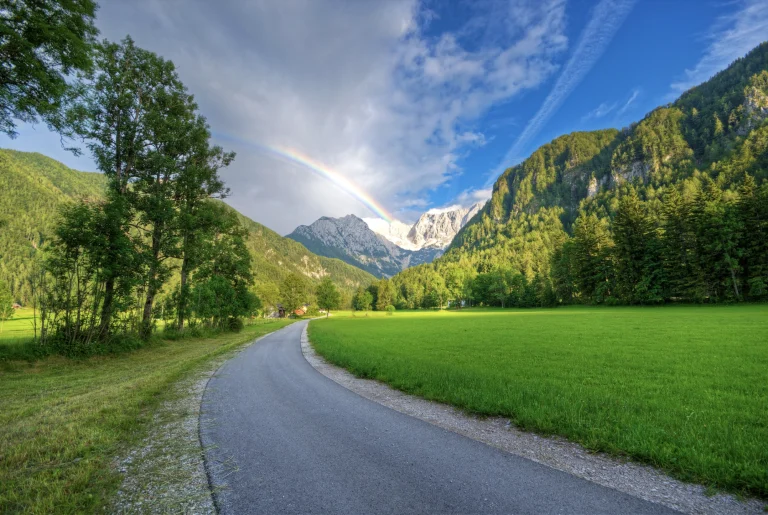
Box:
[368,43,768,310]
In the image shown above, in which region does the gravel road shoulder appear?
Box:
[302,323,765,515]
[108,331,280,514]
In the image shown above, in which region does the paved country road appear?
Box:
[200,321,678,514]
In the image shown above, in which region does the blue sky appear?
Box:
[2,0,767,233]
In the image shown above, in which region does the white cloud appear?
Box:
[671,0,768,94]
[92,0,568,233]
[582,101,618,121]
[616,88,640,116]
[582,87,639,121]
[490,0,636,182]
[453,188,493,208]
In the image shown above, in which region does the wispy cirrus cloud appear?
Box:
[490,0,636,181]
[671,0,768,95]
[616,88,640,116]
[581,87,640,122]
[582,101,618,121]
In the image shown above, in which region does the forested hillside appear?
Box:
[378,42,768,309]
[0,150,106,301]
[0,150,373,306]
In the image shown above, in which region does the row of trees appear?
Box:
[364,174,767,311]
[0,2,264,350]
[37,37,259,347]
[274,273,342,318]
[553,175,768,305]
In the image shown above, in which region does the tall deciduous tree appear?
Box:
[374,279,393,311]
[65,37,161,335]
[280,273,309,315]
[0,0,98,136]
[191,205,255,329]
[315,277,341,318]
[175,144,233,330]
[352,287,372,313]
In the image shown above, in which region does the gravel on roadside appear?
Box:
[301,324,765,515]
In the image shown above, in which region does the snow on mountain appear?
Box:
[364,202,485,251]
[361,218,419,251]
[288,202,486,278]
[287,215,440,278]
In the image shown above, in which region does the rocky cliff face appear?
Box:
[287,214,441,278]
[407,203,485,249]
[364,202,485,251]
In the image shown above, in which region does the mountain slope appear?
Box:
[446,42,768,272]
[287,214,440,278]
[0,150,107,300]
[0,149,374,303]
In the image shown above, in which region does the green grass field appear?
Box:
[309,305,768,498]
[0,318,294,513]
[0,307,37,344]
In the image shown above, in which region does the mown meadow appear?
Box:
[0,307,37,345]
[309,305,768,498]
[0,318,294,513]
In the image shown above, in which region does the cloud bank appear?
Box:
[94,0,569,232]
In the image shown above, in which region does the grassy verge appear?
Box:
[309,305,768,499]
[0,318,294,513]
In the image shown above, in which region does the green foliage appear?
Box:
[310,305,768,498]
[280,272,310,314]
[352,287,373,313]
[315,277,341,317]
[0,0,98,136]
[385,304,395,315]
[0,279,13,333]
[0,149,106,304]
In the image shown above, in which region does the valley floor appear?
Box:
[309,305,768,499]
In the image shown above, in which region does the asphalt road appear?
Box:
[200,320,677,514]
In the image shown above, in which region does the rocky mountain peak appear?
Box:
[407,202,485,249]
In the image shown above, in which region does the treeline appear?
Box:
[36,37,259,350]
[362,174,767,310]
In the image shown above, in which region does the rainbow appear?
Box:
[218,133,394,223]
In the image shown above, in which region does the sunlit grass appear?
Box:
[0,319,294,513]
[310,305,768,498]
[0,307,37,344]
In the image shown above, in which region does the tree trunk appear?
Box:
[142,225,163,340]
[100,277,115,336]
[729,265,741,300]
[141,281,157,339]
[177,251,189,331]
